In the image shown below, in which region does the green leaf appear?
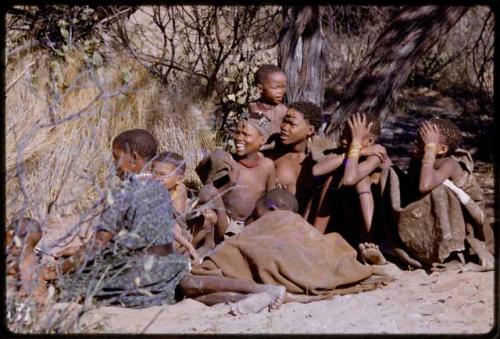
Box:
[227,94,236,101]
[60,28,69,39]
[236,95,246,105]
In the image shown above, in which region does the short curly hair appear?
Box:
[254,64,286,85]
[154,151,186,174]
[288,101,323,131]
[112,129,157,161]
[430,117,462,154]
[259,188,299,213]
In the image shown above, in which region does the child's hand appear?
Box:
[188,246,201,263]
[419,122,440,145]
[223,155,241,184]
[348,113,372,143]
[202,208,218,228]
[360,144,387,162]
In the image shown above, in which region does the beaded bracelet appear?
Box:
[348,142,362,158]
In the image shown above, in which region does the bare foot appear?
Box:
[263,284,286,311]
[359,243,387,265]
[466,236,494,271]
[229,293,273,315]
[228,285,286,315]
[371,262,402,279]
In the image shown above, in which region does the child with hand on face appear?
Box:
[313,113,392,265]
[404,118,494,269]
[152,151,199,262]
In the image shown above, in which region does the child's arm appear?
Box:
[198,184,229,243]
[356,176,375,236]
[312,153,345,176]
[418,122,462,194]
[342,114,382,186]
[174,185,188,214]
[264,158,276,191]
[174,224,199,262]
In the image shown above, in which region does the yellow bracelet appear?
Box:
[424,143,437,152]
[422,150,436,165]
[348,143,361,158]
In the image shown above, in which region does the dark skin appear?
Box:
[249,71,288,135]
[312,113,390,236]
[417,121,463,194]
[41,146,174,280]
[220,120,276,225]
[151,160,199,261]
[273,108,319,217]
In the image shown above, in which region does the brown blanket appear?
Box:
[192,210,374,297]
[379,162,493,266]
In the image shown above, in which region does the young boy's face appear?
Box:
[280,109,314,145]
[152,161,183,191]
[257,72,287,105]
[112,146,139,179]
[233,120,265,157]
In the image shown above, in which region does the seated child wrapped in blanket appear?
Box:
[378,117,494,271]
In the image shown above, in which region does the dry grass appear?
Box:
[6,46,217,225]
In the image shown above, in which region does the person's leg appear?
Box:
[180,274,285,314]
[355,177,375,240]
[313,175,334,234]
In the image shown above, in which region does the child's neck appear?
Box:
[236,152,261,168]
[257,97,278,107]
[287,138,308,154]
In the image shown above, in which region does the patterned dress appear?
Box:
[59,174,189,308]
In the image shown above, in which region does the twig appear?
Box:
[140,308,165,334]
[6,61,35,93]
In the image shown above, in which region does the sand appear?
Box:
[64,268,494,334]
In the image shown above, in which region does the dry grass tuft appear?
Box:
[6,47,216,224]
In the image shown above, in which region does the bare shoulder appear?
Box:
[261,157,276,171]
[276,103,288,115]
[438,157,463,174]
[248,101,258,111]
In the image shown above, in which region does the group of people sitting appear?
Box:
[6,64,495,315]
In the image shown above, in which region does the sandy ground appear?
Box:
[69,268,495,334]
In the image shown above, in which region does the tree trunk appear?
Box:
[278,6,331,107]
[325,6,468,139]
